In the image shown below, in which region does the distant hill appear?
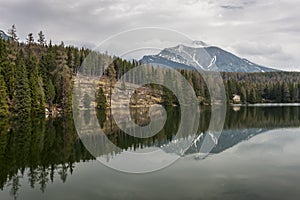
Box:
[141,41,278,72]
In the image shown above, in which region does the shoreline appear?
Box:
[231,103,300,107]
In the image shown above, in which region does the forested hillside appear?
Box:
[160,70,300,105]
[222,72,300,104]
[1,25,300,118]
[0,25,90,117]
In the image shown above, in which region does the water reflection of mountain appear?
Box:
[186,106,300,156]
[99,106,300,157]
[212,128,269,153]
[0,106,300,197]
[186,128,268,156]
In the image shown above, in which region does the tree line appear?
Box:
[222,72,300,104]
[1,25,300,119]
[0,25,91,117]
[97,58,300,106]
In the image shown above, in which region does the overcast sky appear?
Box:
[1,0,299,71]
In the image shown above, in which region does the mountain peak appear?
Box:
[174,40,209,49]
[191,40,208,47]
[141,43,278,72]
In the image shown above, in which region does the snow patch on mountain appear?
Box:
[207,56,216,69]
[141,43,278,72]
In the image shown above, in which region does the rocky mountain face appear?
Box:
[0,30,10,41]
[141,42,277,72]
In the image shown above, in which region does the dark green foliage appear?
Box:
[53,43,73,113]
[240,86,247,103]
[1,25,300,119]
[12,52,31,116]
[26,33,34,45]
[27,55,45,114]
[0,75,8,117]
[0,27,89,117]
[7,24,18,42]
[248,88,258,104]
[222,72,300,104]
[45,79,55,108]
[105,58,300,105]
[0,40,9,117]
[281,83,290,103]
[162,87,176,106]
[0,38,15,100]
[95,87,106,109]
[0,115,94,195]
[37,31,46,46]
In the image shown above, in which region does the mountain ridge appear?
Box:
[0,30,10,41]
[141,43,278,73]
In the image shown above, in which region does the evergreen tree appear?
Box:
[290,84,297,102]
[7,24,18,42]
[282,83,290,103]
[1,25,300,118]
[45,79,56,109]
[54,43,72,113]
[37,31,46,46]
[27,55,45,114]
[67,47,74,70]
[95,87,106,109]
[248,88,257,104]
[1,37,16,99]
[0,39,10,81]
[0,75,9,117]
[275,83,282,102]
[12,51,31,116]
[27,33,34,46]
[107,64,116,107]
[240,86,247,103]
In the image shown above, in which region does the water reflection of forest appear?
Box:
[0,106,300,197]
[0,117,93,199]
[101,106,300,150]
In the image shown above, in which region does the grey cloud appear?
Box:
[231,42,294,70]
[233,42,286,56]
[220,5,244,10]
[219,0,257,11]
[241,0,256,6]
[0,0,299,70]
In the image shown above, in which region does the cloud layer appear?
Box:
[1,0,299,70]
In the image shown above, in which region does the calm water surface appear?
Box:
[1,106,300,200]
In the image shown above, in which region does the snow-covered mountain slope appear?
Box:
[0,30,10,41]
[159,128,268,158]
[141,43,278,72]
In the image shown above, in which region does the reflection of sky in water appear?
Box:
[1,106,300,199]
[2,128,300,200]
